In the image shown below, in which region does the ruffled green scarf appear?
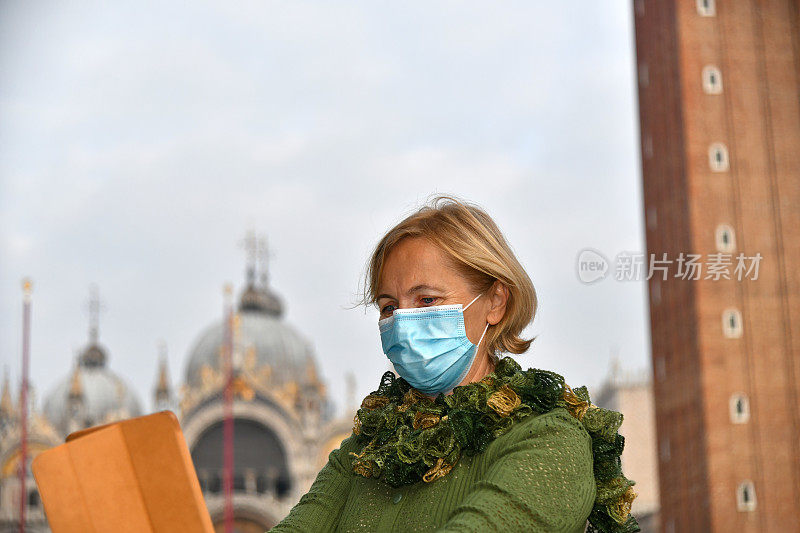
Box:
[349,356,640,533]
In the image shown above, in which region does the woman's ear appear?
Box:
[486,280,509,325]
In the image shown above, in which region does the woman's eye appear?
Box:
[420,297,436,305]
[381,304,396,315]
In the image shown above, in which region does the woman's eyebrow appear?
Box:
[377,284,444,301]
[407,284,444,295]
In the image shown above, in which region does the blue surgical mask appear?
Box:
[378,292,490,395]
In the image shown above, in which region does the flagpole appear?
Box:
[19,279,32,533]
[222,284,234,533]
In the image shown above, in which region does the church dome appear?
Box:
[43,342,143,433]
[183,282,317,389]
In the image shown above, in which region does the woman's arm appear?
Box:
[268,433,357,532]
[437,408,596,533]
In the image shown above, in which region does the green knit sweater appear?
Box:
[269,406,596,532]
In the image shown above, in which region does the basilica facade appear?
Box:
[174,272,352,531]
[0,254,353,532]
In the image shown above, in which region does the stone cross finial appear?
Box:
[86,284,105,345]
[239,227,271,287]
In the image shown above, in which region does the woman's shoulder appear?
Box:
[491,406,593,453]
[479,407,596,499]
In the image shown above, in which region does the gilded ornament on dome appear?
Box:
[233,312,241,337]
[115,381,126,401]
[305,361,319,383]
[179,395,194,416]
[200,364,218,388]
[256,364,272,386]
[244,345,257,372]
[30,413,59,441]
[69,367,83,397]
[231,376,255,402]
[274,379,300,410]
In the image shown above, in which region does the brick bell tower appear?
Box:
[632,1,800,532]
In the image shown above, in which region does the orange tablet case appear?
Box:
[31,410,215,533]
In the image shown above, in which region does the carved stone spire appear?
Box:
[257,233,270,288]
[237,229,283,316]
[154,341,172,405]
[87,283,102,346]
[80,284,108,368]
[68,364,84,400]
[0,366,13,418]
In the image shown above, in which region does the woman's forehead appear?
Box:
[385,238,447,269]
[378,238,464,296]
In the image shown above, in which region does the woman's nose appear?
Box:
[395,298,417,310]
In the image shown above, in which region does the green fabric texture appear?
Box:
[270,407,596,532]
[269,357,640,533]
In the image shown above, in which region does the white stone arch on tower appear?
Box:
[205,492,287,531]
[180,397,305,498]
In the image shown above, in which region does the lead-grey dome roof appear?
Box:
[184,284,317,388]
[43,343,143,433]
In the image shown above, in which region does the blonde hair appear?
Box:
[362,195,537,358]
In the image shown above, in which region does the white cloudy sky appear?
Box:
[0,1,649,419]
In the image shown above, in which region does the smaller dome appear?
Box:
[43,343,142,434]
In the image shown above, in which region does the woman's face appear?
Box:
[376,236,492,347]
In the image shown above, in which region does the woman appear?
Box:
[270,196,639,533]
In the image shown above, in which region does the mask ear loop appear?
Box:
[463,292,483,311]
[476,321,490,350]
[464,291,490,349]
